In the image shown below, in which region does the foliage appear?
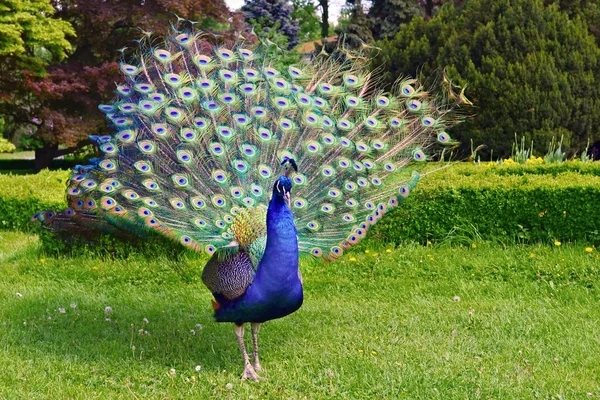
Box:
[4,163,600,245]
[0,138,16,153]
[6,0,243,171]
[292,0,322,42]
[373,0,600,158]
[0,0,75,153]
[337,2,373,48]
[544,0,600,44]
[368,0,421,40]
[1,229,600,398]
[242,0,300,48]
[371,162,600,245]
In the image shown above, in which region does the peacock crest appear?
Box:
[34,26,464,261]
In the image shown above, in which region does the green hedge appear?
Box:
[1,163,600,244]
[371,162,600,245]
[0,170,68,231]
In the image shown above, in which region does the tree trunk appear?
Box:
[319,0,329,38]
[35,143,59,172]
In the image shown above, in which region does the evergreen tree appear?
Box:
[338,0,373,48]
[242,0,300,48]
[369,0,421,41]
[374,0,600,158]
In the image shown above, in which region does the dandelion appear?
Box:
[40,258,46,263]
[59,308,66,314]
[530,253,536,258]
[364,249,370,254]
[386,249,392,253]
[426,240,432,246]
[453,296,461,302]
[372,253,379,257]
[585,247,594,253]
[70,303,77,309]
[554,241,561,247]
[350,257,357,262]
[225,383,233,390]
[15,292,23,298]
[169,368,176,377]
[195,365,202,372]
[143,318,149,324]
[471,243,477,249]
[371,351,377,356]
[359,349,363,353]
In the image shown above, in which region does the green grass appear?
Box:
[1,231,599,398]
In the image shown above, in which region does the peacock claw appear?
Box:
[241,364,261,381]
[253,361,263,373]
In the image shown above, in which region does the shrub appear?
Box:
[1,164,599,246]
[0,138,16,153]
[371,163,600,245]
[373,0,600,158]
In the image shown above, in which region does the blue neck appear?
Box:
[255,194,299,282]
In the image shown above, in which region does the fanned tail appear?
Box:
[33,21,469,260]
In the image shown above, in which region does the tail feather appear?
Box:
[34,22,468,260]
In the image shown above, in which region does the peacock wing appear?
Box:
[202,250,255,300]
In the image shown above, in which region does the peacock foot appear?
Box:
[241,363,261,382]
[253,360,263,373]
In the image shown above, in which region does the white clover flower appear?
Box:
[169,368,176,377]
[195,365,202,372]
[139,329,144,335]
[59,308,66,314]
[143,318,149,324]
[105,318,111,322]
[105,306,112,313]
[15,292,23,298]
[195,324,203,330]
[453,296,461,302]
[131,345,136,351]
[225,383,233,390]
[190,329,196,335]
[70,303,77,309]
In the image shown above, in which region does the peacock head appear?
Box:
[273,157,298,207]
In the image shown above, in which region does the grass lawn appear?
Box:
[1,230,599,399]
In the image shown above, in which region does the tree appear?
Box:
[0,0,75,153]
[318,0,330,38]
[21,0,241,171]
[417,0,465,20]
[337,0,373,48]
[369,0,421,41]
[292,0,322,42]
[242,0,300,48]
[374,0,600,158]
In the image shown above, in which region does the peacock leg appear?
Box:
[251,322,263,372]
[234,323,260,381]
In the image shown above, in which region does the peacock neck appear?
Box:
[255,196,299,283]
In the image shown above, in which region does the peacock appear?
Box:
[33,25,466,381]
